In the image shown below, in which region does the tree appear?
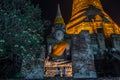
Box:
[0,0,45,78]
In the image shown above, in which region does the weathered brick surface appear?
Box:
[111,34,120,51]
[72,31,97,78]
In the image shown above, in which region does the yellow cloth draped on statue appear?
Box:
[50,42,69,58]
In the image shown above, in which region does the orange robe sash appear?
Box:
[51,42,69,58]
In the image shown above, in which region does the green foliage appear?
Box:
[0,39,5,55]
[0,0,44,56]
[0,0,46,78]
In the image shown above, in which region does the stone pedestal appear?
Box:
[44,60,72,77]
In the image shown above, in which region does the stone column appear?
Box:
[111,34,120,51]
[72,31,97,78]
[97,33,106,52]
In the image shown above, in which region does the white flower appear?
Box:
[0,49,3,52]
[0,40,5,43]
[15,44,19,47]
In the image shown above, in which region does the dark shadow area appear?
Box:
[94,50,120,77]
[0,53,22,78]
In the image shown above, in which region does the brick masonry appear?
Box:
[72,31,97,78]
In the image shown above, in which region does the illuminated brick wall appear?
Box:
[44,60,72,77]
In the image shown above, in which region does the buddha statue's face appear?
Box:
[55,30,64,41]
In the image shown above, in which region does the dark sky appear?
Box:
[32,0,120,25]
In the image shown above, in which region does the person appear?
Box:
[55,67,60,77]
[62,67,66,77]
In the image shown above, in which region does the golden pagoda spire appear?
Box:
[54,4,65,25]
[66,0,120,36]
[72,0,103,16]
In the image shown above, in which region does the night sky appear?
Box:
[32,0,120,25]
